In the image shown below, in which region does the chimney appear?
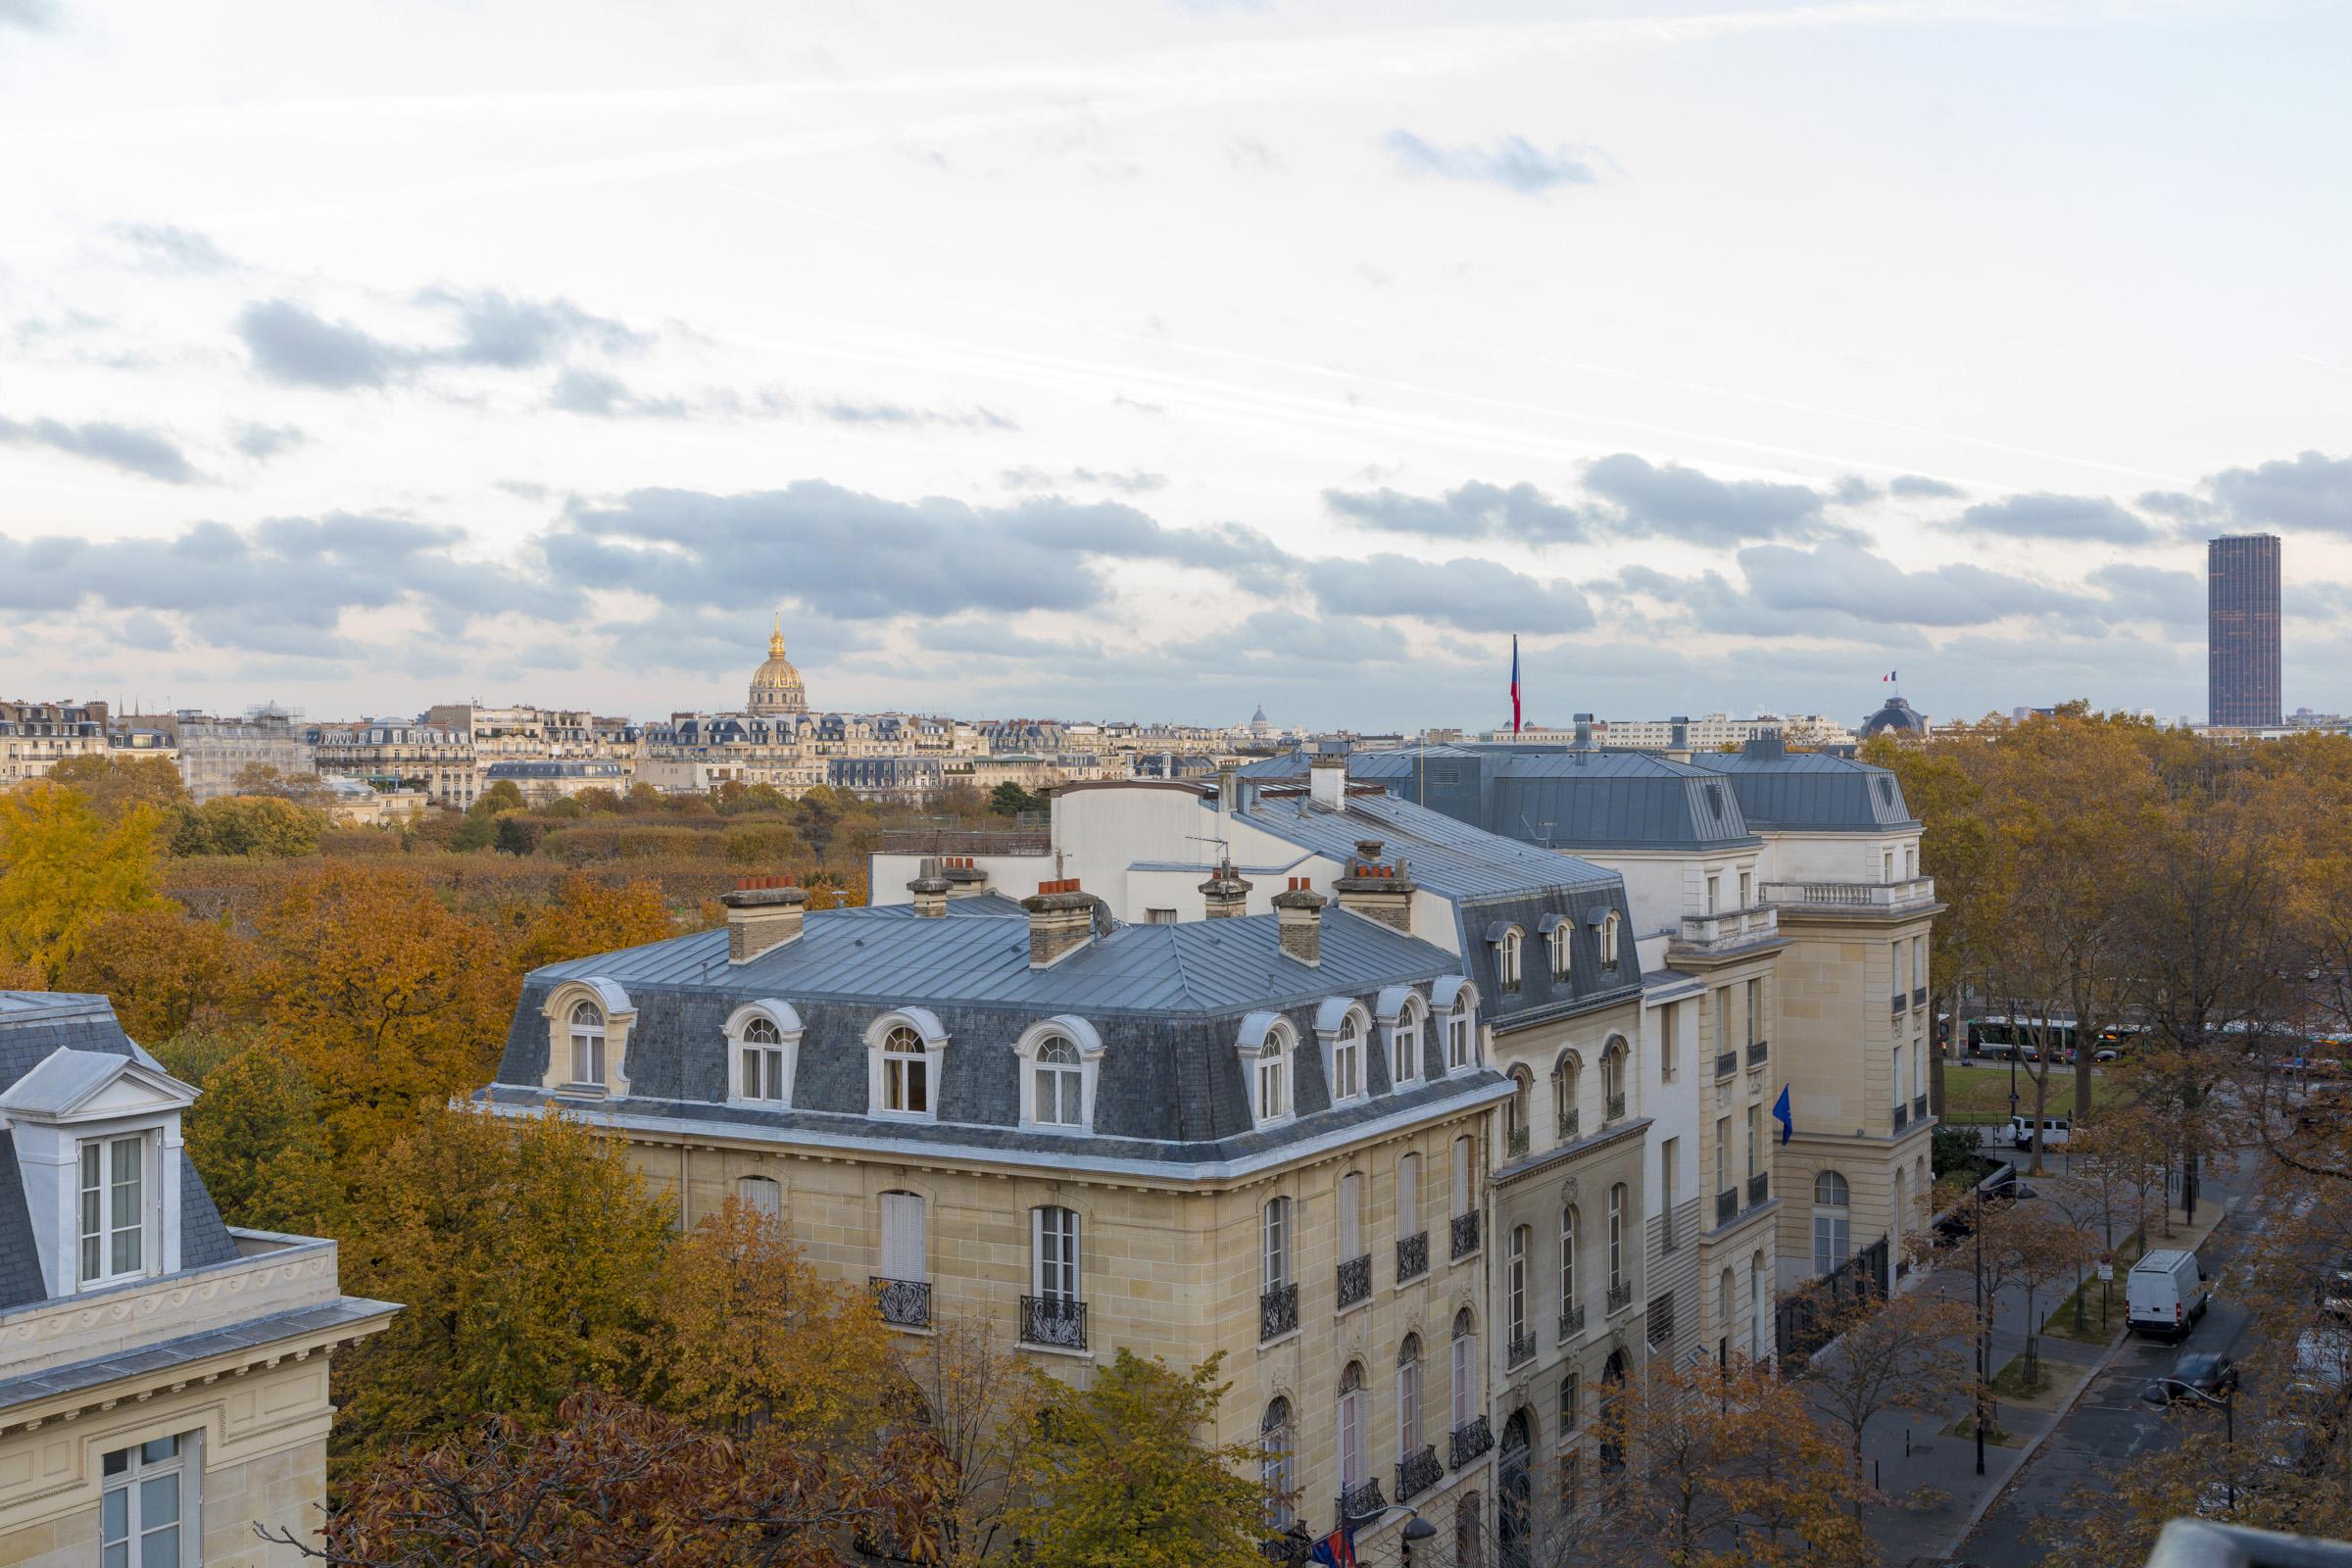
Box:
[1271,876,1326,966]
[940,855,989,897]
[1199,859,1253,918]
[908,857,951,918]
[722,876,808,963]
[1022,879,1097,968]
[1309,749,1348,810]
[1744,728,1787,761]
[1217,764,1239,816]
[1333,842,1417,933]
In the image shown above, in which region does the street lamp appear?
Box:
[1345,1503,1439,1567]
[1973,1181,1987,1477]
[2144,1380,2238,1510]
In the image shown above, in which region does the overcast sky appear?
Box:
[3,0,2348,731]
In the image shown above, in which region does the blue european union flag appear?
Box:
[1773,1084,1793,1145]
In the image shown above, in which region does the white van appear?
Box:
[2004,1114,2072,1149]
[2129,1249,2212,1339]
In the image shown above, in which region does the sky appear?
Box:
[3,0,2349,733]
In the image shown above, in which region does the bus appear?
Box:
[1946,1016,2148,1063]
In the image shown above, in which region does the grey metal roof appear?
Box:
[0,994,244,1311]
[1234,785,1621,897]
[1685,736,1918,831]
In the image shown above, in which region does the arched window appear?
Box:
[1507,1225,1531,1352]
[1338,1362,1368,1497]
[882,1025,928,1114]
[1449,1308,1478,1431]
[1392,998,1424,1085]
[1447,1001,1475,1072]
[1032,1035,1084,1127]
[567,1001,605,1085]
[1261,1397,1295,1529]
[1552,1053,1582,1141]
[1600,1039,1627,1118]
[1499,928,1524,993]
[1332,1014,1364,1102]
[1262,1197,1292,1293]
[1608,1184,1627,1293]
[1244,1017,1294,1125]
[1549,921,1572,980]
[1397,1335,1424,1458]
[739,1014,785,1101]
[1506,1067,1533,1151]
[1600,911,1622,968]
[737,1174,781,1220]
[1598,1350,1630,1470]
[1560,1205,1579,1319]
[1813,1170,1851,1273]
[1457,1492,1486,1568]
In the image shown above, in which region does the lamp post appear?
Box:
[1973,1183,1987,1476]
[1347,1504,1439,1568]
[2146,1379,2237,1510]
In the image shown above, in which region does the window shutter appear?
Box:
[1397,1155,1419,1234]
[881,1193,926,1281]
[1339,1174,1361,1260]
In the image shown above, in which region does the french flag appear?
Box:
[1510,635,1522,735]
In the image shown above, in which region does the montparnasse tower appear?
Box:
[747,612,810,716]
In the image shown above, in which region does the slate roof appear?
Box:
[0,1296,392,1412]
[1685,735,1918,831]
[0,994,242,1311]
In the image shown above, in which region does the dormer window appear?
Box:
[1017,1016,1105,1132]
[866,1009,950,1123]
[726,1001,804,1106]
[541,979,634,1098]
[1315,999,1372,1106]
[0,1044,197,1298]
[1391,997,1424,1085]
[1599,911,1622,968]
[1549,922,1572,981]
[79,1133,149,1286]
[567,1002,606,1084]
[1238,1012,1296,1127]
[1498,928,1524,993]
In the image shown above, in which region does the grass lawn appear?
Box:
[1939,1062,2133,1125]
[2043,1230,2148,1344]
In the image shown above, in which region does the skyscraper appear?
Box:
[2208,533,2282,727]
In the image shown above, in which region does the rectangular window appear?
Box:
[1905,845,1918,879]
[1705,874,1720,913]
[1560,1371,1581,1430]
[1263,1198,1290,1290]
[1146,907,1177,925]
[1745,1106,1760,1175]
[1893,1045,1905,1110]
[1659,1001,1676,1083]
[1034,1207,1080,1302]
[1397,1153,1420,1235]
[1715,1117,1729,1194]
[1714,987,1730,1057]
[1339,1173,1362,1261]
[1660,1139,1678,1244]
[1738,869,1752,907]
[881,1193,927,1283]
[1452,1135,1474,1216]
[1448,1013,1471,1072]
[1745,978,1762,1045]
[742,1047,785,1102]
[1914,935,1927,990]
[78,1134,146,1286]
[100,1434,186,1568]
[1883,849,1895,881]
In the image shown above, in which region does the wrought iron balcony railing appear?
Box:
[1892,1103,1909,1132]
[1451,1210,1481,1260]
[1336,1254,1372,1310]
[1396,1231,1429,1283]
[1559,1301,1585,1340]
[1506,1125,1530,1158]
[1747,1038,1769,1068]
[1506,1331,1537,1368]
[1891,994,1908,1018]
[1606,1092,1627,1123]
[1715,1051,1740,1079]
[1716,1188,1739,1227]
[1748,1171,1770,1206]
[869,1276,931,1329]
[1913,1094,1930,1121]
[1607,1280,1634,1314]
[1557,1107,1581,1143]
[1448,1415,1494,1470]
[1260,1282,1299,1342]
[1020,1294,1087,1351]
[1337,1478,1387,1528]
[1395,1445,1444,1503]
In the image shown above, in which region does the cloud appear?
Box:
[1181,609,1404,667]
[548,368,685,419]
[1830,475,1879,506]
[1581,454,1835,545]
[230,422,305,460]
[237,300,404,389]
[1306,553,1592,633]
[1954,491,2159,546]
[1324,479,1591,544]
[1384,130,1598,194]
[996,498,1298,594]
[815,400,1018,431]
[0,415,197,483]
[1888,474,1966,500]
[416,286,647,369]
[2202,450,2352,535]
[2086,563,2201,627]
[0,0,55,29]
[1740,540,2088,627]
[109,223,235,274]
[1001,466,1168,495]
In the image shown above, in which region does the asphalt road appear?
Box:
[1955,1210,2258,1566]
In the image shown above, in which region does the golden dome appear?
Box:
[749,613,809,716]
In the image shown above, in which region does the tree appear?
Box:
[503,874,678,974]
[1981,1200,2094,1387]
[44,754,188,819]
[333,1109,676,1473]
[494,814,545,857]
[1799,1282,1976,1484]
[475,779,528,815]
[899,1317,1043,1568]
[177,1042,343,1237]
[987,782,1041,818]
[1005,1349,1275,1568]
[171,794,326,857]
[0,782,167,983]
[231,763,339,807]
[56,906,252,1041]
[1577,1355,1875,1568]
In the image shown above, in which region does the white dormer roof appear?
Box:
[0,1047,198,1126]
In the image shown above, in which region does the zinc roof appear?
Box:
[1234,786,1618,897]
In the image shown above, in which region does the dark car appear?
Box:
[2143,1352,2240,1405]
[1932,1173,2038,1245]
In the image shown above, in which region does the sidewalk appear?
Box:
[1833,1190,2233,1566]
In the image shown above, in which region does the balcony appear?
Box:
[1762,876,1936,913]
[1449,1415,1494,1470]
[1337,1478,1387,1528]
[1396,1231,1429,1283]
[1260,1282,1299,1342]
[1891,994,1908,1018]
[1506,1331,1537,1369]
[1671,906,1780,955]
[1607,1280,1634,1315]
[1396,1445,1444,1503]
[869,1276,931,1329]
[1557,1107,1581,1143]
[1714,1051,1740,1080]
[1507,1125,1531,1158]
[1892,1102,1910,1133]
[1747,1038,1769,1069]
[1913,986,1929,1007]
[1559,1302,1586,1340]
[1606,1091,1627,1123]
[1913,1094,1930,1121]
[1747,1171,1771,1206]
[1451,1210,1482,1260]
[1020,1295,1088,1351]
[1337,1254,1372,1310]
[1716,1188,1739,1227]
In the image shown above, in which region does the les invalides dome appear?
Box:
[748,615,810,716]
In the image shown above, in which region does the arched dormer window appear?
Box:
[1498,926,1525,993]
[1238,1012,1296,1127]
[865,1008,950,1123]
[1315,998,1373,1106]
[726,1000,804,1106]
[540,978,634,1098]
[1016,1015,1105,1132]
[1432,977,1480,1075]
[1549,921,1572,981]
[1600,911,1622,968]
[1379,987,1426,1087]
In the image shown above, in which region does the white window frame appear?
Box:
[1390,997,1424,1086]
[1397,1152,1421,1240]
[1608,1184,1626,1292]
[1339,1172,1363,1264]
[1398,1337,1423,1455]
[1559,1205,1578,1311]
[865,1009,949,1123]
[1450,1311,1477,1430]
[1599,911,1622,967]
[1033,1204,1081,1303]
[567,1000,606,1086]
[1548,921,1572,980]
[1331,1016,1364,1102]
[725,1000,804,1107]
[737,1173,782,1221]
[100,1432,196,1568]
[1263,1400,1296,1530]
[1813,1170,1851,1274]
[1239,1015,1298,1128]
[1498,928,1524,991]
[541,978,634,1097]
[77,1131,154,1289]
[1263,1197,1292,1292]
[1339,1362,1368,1493]
[880,1190,927,1284]
[1015,1016,1105,1133]
[1507,1224,1530,1346]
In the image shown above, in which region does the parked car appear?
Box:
[2142,1352,2239,1405]
[2001,1114,2072,1149]
[2128,1249,2213,1340]
[1932,1166,2038,1244]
